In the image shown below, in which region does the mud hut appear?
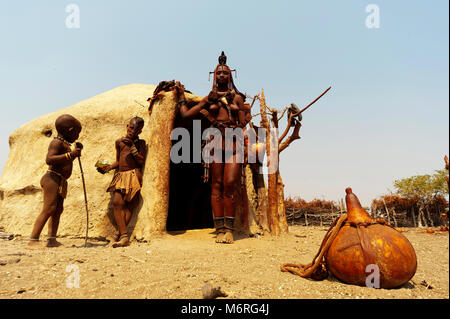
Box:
[0,84,270,242]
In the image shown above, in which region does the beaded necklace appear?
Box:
[54,136,72,146]
[123,137,139,144]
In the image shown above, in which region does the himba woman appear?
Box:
[176,52,250,244]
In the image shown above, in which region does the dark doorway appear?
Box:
[166,113,213,231]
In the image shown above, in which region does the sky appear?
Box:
[0,0,448,206]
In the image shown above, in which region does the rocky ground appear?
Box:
[0,226,448,299]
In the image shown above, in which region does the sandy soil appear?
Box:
[0,226,448,299]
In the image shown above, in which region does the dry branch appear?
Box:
[278,121,301,153]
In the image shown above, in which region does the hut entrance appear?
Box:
[166,115,213,231]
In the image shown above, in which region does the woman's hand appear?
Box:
[207,90,219,104]
[173,81,186,101]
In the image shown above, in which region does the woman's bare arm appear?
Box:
[179,98,210,118]
[234,94,247,127]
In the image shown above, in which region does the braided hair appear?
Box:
[212,52,246,101]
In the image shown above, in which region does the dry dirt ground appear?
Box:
[0,226,448,299]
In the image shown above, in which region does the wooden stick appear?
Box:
[134,100,146,108]
[277,86,331,147]
[278,114,294,145]
[277,106,289,122]
[382,199,391,225]
[250,94,259,108]
[297,86,331,115]
[392,207,398,228]
[278,121,301,153]
[77,157,89,247]
[411,206,417,227]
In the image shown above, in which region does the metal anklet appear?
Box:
[224,216,235,232]
[213,217,225,232]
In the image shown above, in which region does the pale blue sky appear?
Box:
[0,0,448,206]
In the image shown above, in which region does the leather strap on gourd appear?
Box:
[281,216,393,281]
[280,214,348,280]
[351,218,392,269]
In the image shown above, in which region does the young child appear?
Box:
[26,114,83,250]
[98,117,146,248]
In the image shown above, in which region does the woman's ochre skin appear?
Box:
[178,58,247,244]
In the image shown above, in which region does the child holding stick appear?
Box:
[26,114,83,250]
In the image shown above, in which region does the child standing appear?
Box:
[98,117,146,247]
[26,114,83,250]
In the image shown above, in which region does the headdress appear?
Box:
[209,51,245,100]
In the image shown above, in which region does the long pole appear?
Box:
[78,157,89,247]
[298,86,332,115]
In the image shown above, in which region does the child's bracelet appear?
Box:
[65,153,72,160]
[130,146,138,156]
